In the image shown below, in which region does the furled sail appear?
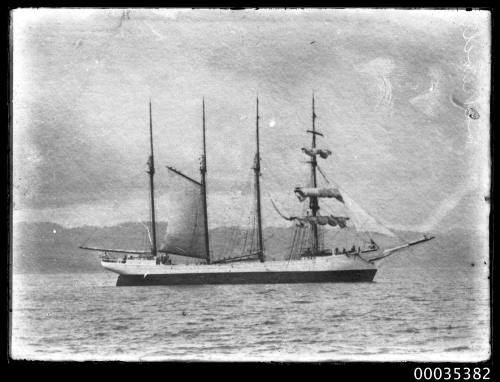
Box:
[294,215,349,228]
[294,187,344,203]
[301,148,332,159]
[270,198,349,228]
[159,168,207,259]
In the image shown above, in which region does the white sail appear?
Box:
[159,170,207,259]
[340,192,396,237]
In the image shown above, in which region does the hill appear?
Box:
[11,221,489,274]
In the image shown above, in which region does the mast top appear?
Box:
[202,98,207,156]
[149,98,155,160]
[200,97,211,264]
[147,99,158,259]
[312,91,316,117]
[311,92,318,148]
[254,96,265,262]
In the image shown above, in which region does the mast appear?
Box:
[147,99,158,258]
[254,97,265,262]
[309,93,319,253]
[200,99,211,264]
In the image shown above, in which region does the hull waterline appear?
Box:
[115,268,377,286]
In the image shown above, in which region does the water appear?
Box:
[11,263,490,361]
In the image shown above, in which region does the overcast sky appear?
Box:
[12,9,490,232]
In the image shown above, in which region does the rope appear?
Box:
[139,221,153,251]
[317,164,423,259]
[317,164,407,243]
[292,226,302,259]
[289,226,297,260]
[217,166,255,258]
[241,228,250,256]
[80,226,99,248]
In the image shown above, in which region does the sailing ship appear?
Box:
[80,95,434,286]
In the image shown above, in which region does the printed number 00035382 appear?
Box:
[414,368,490,381]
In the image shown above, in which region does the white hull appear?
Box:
[102,255,374,275]
[101,255,378,286]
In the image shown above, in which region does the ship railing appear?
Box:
[300,248,333,258]
[212,252,261,264]
[101,257,126,263]
[100,253,155,263]
[333,246,378,256]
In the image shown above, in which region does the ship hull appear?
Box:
[115,268,377,286]
[102,255,377,286]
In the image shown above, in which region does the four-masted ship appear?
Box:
[81,95,434,286]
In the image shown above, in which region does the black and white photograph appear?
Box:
[10,8,491,362]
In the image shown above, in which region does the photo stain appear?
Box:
[466,107,480,120]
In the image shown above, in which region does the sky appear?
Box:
[12,8,491,232]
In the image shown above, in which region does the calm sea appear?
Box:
[11,258,490,362]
